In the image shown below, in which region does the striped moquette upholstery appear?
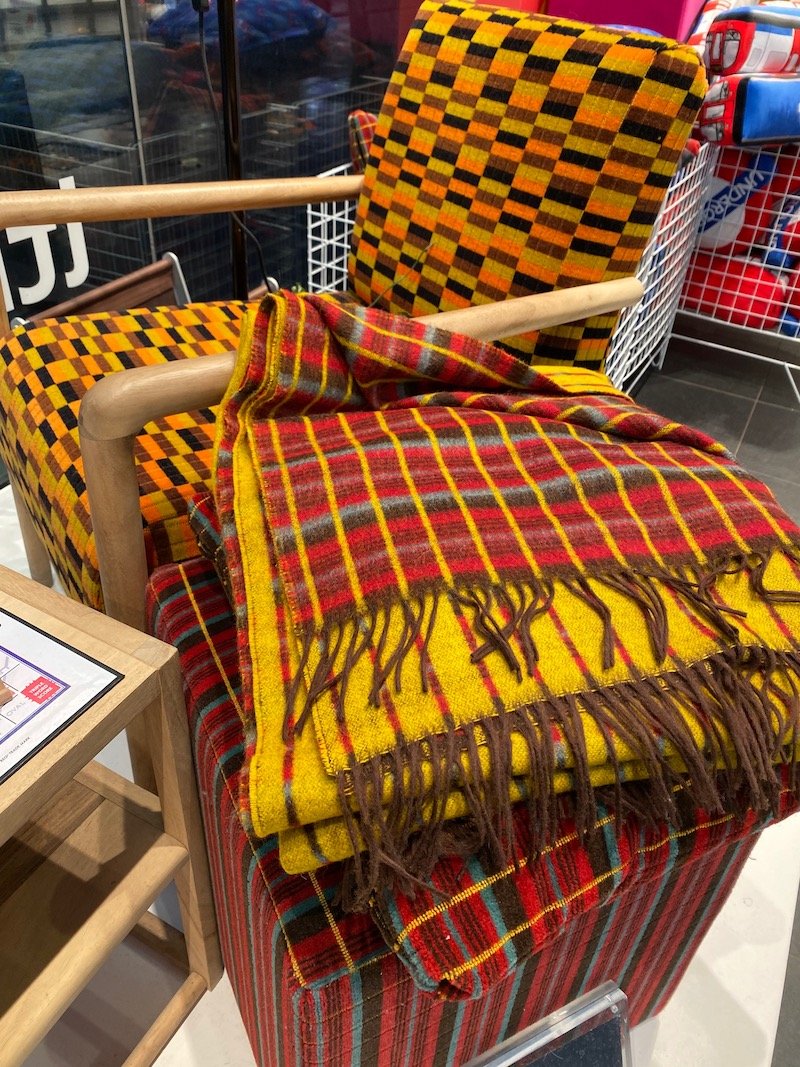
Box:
[0,302,248,608]
[147,555,764,1067]
[349,0,706,370]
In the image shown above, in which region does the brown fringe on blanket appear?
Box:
[282,550,800,910]
[335,641,800,910]
[286,549,800,728]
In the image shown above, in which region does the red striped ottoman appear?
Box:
[146,556,785,1067]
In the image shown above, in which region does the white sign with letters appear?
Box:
[1,175,89,313]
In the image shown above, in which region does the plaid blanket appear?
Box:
[214,291,800,907]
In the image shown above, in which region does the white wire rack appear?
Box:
[307,162,355,293]
[605,142,718,389]
[677,143,800,405]
[307,146,717,389]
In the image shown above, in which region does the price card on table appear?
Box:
[0,608,122,784]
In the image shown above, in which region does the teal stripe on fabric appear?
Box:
[261,845,314,1060]
[194,721,243,782]
[196,703,244,744]
[445,1001,467,1067]
[467,969,494,1053]
[578,895,622,996]
[349,967,364,1067]
[619,830,680,974]
[462,852,520,999]
[607,830,681,988]
[402,982,422,1067]
[313,987,325,1062]
[497,961,527,1046]
[578,822,673,992]
[544,852,568,922]
[601,809,623,875]
[441,906,482,999]
[644,838,751,1016]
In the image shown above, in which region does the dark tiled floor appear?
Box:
[634,337,800,1067]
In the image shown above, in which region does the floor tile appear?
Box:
[758,362,800,412]
[735,402,800,487]
[635,375,755,453]
[660,337,767,400]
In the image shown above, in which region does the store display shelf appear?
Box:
[307,145,717,392]
[678,142,800,404]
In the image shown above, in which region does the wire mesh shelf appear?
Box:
[606,142,718,389]
[676,142,800,403]
[307,162,355,294]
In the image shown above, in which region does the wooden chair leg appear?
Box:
[142,655,223,990]
[9,476,53,587]
[127,712,158,794]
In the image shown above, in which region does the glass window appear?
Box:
[0,0,401,316]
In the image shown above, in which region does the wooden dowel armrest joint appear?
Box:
[78,353,236,441]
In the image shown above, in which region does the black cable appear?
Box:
[198,6,272,291]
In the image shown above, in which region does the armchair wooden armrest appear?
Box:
[0,175,363,229]
[0,175,363,334]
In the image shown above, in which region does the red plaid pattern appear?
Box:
[348,109,378,173]
[230,294,797,633]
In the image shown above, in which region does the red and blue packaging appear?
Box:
[705,5,800,75]
[689,146,800,332]
[697,73,800,144]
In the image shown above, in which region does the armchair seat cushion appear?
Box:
[0,301,249,607]
[146,554,774,1066]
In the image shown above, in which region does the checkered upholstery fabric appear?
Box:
[0,302,247,608]
[147,554,763,1066]
[349,0,706,370]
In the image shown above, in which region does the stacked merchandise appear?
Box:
[683,1,800,335]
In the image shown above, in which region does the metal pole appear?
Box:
[216,0,248,299]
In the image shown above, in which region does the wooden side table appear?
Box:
[0,565,222,1066]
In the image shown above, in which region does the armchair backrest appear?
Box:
[349,0,706,370]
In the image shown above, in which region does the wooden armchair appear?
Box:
[0,0,704,792]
